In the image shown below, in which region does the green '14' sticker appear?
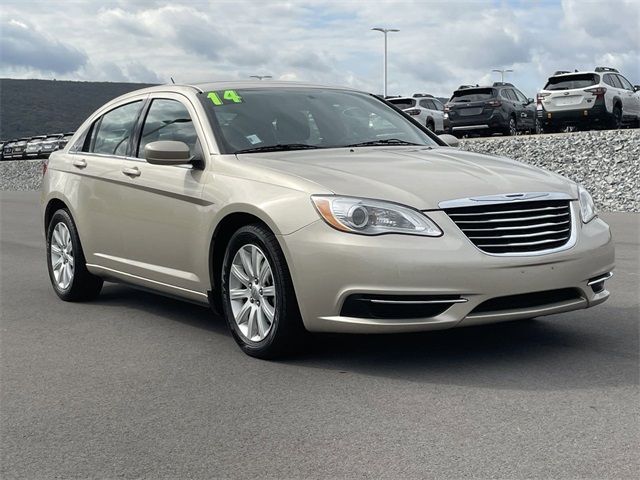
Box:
[207,90,243,106]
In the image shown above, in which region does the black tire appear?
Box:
[221,224,306,359]
[532,118,542,135]
[609,104,622,129]
[46,209,103,301]
[426,119,435,132]
[504,116,517,136]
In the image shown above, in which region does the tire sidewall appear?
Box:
[612,105,622,129]
[221,227,286,355]
[47,210,79,299]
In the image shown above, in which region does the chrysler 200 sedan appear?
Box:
[41,82,614,358]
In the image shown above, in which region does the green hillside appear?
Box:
[0,79,155,140]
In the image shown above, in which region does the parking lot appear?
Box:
[0,191,638,479]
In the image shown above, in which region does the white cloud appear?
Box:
[0,0,638,98]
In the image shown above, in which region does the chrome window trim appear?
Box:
[437,192,574,209]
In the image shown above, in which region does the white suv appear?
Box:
[537,67,640,131]
[388,94,446,133]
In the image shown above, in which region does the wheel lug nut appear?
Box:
[250,298,254,303]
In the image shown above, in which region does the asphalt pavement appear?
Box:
[1,191,638,479]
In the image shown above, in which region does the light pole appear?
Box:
[249,75,272,80]
[492,69,513,83]
[372,27,399,97]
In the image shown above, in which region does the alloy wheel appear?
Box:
[50,222,74,290]
[228,244,276,342]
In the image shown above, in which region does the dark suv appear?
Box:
[445,83,537,137]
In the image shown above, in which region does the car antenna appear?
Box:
[170,77,175,84]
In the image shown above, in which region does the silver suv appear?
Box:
[538,67,640,131]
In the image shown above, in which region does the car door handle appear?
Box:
[122,166,141,177]
[72,159,87,169]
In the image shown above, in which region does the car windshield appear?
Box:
[450,88,496,102]
[388,98,416,109]
[544,74,599,90]
[199,88,440,154]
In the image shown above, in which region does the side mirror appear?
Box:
[527,98,534,105]
[438,134,460,148]
[144,140,191,165]
[634,85,640,92]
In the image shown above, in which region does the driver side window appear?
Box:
[137,99,199,159]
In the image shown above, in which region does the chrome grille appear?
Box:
[444,199,574,255]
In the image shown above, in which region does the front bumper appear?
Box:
[280,204,614,333]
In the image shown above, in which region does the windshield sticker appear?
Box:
[246,134,262,145]
[207,90,244,106]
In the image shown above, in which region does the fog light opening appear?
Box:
[587,272,612,294]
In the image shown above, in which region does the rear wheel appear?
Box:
[609,104,622,129]
[221,224,306,359]
[426,119,435,132]
[504,116,517,136]
[46,209,103,301]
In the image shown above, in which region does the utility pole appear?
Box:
[372,27,400,97]
[492,69,513,83]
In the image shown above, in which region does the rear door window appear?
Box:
[88,101,143,156]
[608,75,623,89]
[451,88,495,102]
[544,74,599,90]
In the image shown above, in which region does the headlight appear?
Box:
[311,195,442,236]
[578,184,597,223]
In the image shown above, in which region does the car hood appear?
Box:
[236,146,575,210]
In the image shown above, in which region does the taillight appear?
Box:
[537,93,550,106]
[585,87,607,98]
[405,109,421,116]
[486,99,502,107]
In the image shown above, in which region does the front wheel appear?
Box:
[221,224,306,358]
[46,209,103,301]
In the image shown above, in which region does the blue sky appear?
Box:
[1,0,638,98]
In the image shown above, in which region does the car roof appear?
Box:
[112,81,363,102]
[549,70,599,77]
[453,85,497,92]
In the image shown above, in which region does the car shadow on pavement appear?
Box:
[96,284,638,392]
[287,308,639,391]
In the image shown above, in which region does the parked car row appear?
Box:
[1,133,74,161]
[388,67,639,137]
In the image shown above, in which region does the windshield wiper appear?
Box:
[344,138,423,147]
[236,144,322,153]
